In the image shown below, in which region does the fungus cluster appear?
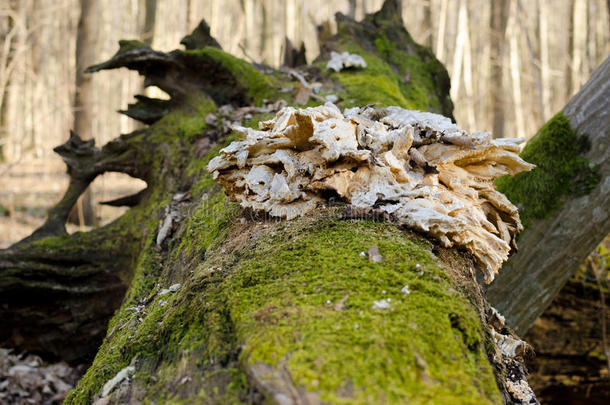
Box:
[326,51,367,72]
[207,103,534,282]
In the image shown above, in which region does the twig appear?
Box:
[279,67,326,102]
[238,41,256,63]
[0,156,23,177]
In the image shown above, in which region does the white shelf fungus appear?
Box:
[326,51,367,72]
[207,103,534,282]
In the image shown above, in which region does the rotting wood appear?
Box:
[0,2,549,403]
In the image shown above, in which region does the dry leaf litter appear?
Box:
[0,348,83,405]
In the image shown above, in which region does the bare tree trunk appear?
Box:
[461,1,475,130]
[489,0,509,138]
[71,0,98,226]
[4,0,28,162]
[73,0,97,150]
[486,56,610,334]
[261,0,272,64]
[186,0,194,31]
[538,0,551,121]
[570,0,587,95]
[435,0,447,60]
[422,0,433,49]
[450,0,465,103]
[0,6,17,160]
[508,1,525,140]
[348,0,357,19]
[141,0,157,47]
[138,0,157,102]
[516,0,544,128]
[29,0,43,158]
[566,0,575,97]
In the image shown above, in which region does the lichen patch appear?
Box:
[207,103,534,282]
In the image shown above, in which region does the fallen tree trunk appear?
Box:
[1,2,540,403]
[486,56,610,334]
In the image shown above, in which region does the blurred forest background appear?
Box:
[0,0,608,246]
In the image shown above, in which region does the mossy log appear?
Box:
[1,2,537,404]
[486,57,610,334]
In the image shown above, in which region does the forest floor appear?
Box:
[0,348,84,405]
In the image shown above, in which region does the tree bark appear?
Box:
[489,0,509,139]
[140,0,157,47]
[538,0,551,121]
[2,2,542,403]
[486,56,610,334]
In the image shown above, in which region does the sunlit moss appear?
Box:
[496,112,600,228]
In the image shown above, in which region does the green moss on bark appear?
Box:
[64,96,223,404]
[68,215,502,403]
[496,112,600,228]
[230,219,501,404]
[118,39,147,52]
[184,47,277,106]
[323,10,453,117]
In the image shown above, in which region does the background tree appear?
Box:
[140,0,157,47]
[489,0,509,139]
[71,0,99,225]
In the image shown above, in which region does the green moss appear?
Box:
[149,95,215,144]
[496,113,600,228]
[67,201,501,404]
[184,47,277,105]
[325,13,453,116]
[118,39,147,52]
[331,44,444,111]
[64,93,224,404]
[28,234,72,252]
[332,46,414,108]
[228,219,500,404]
[374,31,448,113]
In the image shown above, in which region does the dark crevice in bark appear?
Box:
[0,234,133,364]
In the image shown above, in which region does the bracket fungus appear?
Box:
[207,103,534,282]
